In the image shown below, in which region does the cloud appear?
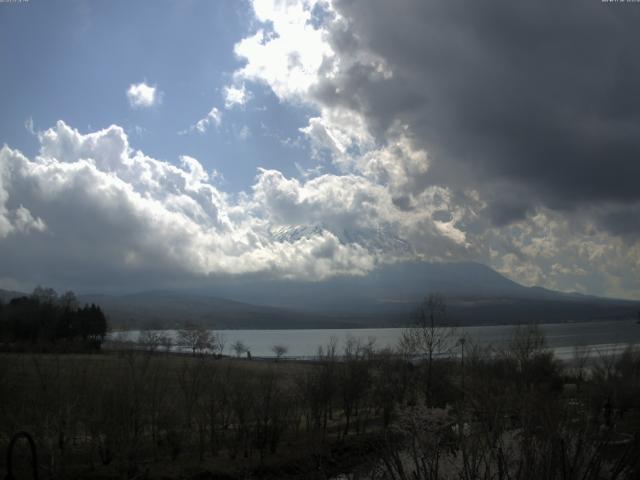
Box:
[236,125,251,140]
[180,107,222,135]
[223,84,251,109]
[323,0,640,220]
[233,0,640,218]
[233,1,331,102]
[24,117,36,135]
[1,119,639,298]
[126,82,160,108]
[220,0,640,299]
[0,121,396,288]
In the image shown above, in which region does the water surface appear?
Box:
[112,319,640,360]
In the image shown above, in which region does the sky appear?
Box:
[1,0,640,299]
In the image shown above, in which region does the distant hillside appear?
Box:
[0,288,352,330]
[201,261,639,316]
[2,261,639,329]
[76,291,349,330]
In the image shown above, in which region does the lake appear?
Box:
[112,318,640,360]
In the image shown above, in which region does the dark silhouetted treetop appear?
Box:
[0,287,108,349]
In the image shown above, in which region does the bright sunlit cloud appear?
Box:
[223,84,250,109]
[126,82,160,108]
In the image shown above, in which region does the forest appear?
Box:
[0,287,108,352]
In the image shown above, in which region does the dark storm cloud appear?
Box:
[595,203,640,237]
[318,0,640,226]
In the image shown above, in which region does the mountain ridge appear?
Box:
[1,261,638,329]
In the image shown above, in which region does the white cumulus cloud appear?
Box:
[126,82,160,108]
[223,84,251,109]
[0,122,398,288]
[1,119,639,298]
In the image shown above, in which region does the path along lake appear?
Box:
[113,318,640,360]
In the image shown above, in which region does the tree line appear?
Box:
[0,286,107,350]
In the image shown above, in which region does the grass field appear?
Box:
[2,329,640,479]
[0,349,390,479]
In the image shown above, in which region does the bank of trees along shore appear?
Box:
[0,286,107,351]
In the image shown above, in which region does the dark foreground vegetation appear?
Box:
[1,320,640,479]
[0,287,107,352]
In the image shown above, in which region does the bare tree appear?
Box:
[178,325,213,356]
[271,344,288,361]
[158,332,173,353]
[214,333,226,356]
[401,293,456,404]
[31,285,58,304]
[59,290,79,310]
[338,336,372,435]
[508,323,547,371]
[231,340,247,358]
[138,330,162,353]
